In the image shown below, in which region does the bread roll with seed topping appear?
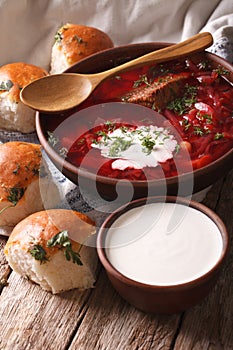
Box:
[50,23,114,74]
[0,141,60,233]
[4,209,97,293]
[0,62,48,133]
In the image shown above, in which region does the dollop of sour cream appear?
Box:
[105,203,223,286]
[91,125,177,170]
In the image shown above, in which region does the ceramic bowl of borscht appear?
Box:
[36,42,233,203]
[97,196,229,314]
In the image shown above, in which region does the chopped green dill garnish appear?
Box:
[214,132,224,140]
[197,61,209,70]
[167,84,197,115]
[77,137,85,145]
[73,35,83,43]
[105,120,116,132]
[182,119,191,131]
[120,125,129,133]
[185,85,198,95]
[214,65,230,76]
[0,185,25,215]
[141,135,156,154]
[0,80,13,91]
[193,126,205,136]
[54,31,63,43]
[151,102,157,110]
[133,74,151,88]
[202,114,213,123]
[92,139,99,145]
[32,167,39,176]
[47,230,83,265]
[147,64,170,79]
[7,187,25,206]
[108,137,132,157]
[96,130,110,141]
[153,130,162,139]
[163,135,170,141]
[29,244,49,264]
[105,120,113,126]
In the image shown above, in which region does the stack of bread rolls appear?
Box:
[1,23,113,293]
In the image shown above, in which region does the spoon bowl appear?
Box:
[21,32,213,113]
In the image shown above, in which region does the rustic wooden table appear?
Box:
[0,169,232,350]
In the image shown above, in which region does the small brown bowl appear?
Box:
[97,196,229,314]
[36,42,233,202]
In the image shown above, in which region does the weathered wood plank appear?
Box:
[69,268,181,350]
[173,170,233,350]
[0,267,95,350]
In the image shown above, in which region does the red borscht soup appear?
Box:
[48,57,233,181]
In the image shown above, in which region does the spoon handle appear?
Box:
[95,32,213,82]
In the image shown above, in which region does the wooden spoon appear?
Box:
[20,32,213,113]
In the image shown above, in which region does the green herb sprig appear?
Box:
[141,135,156,154]
[29,244,49,264]
[73,35,84,44]
[0,80,13,91]
[7,187,25,206]
[214,132,224,140]
[47,230,83,265]
[133,74,151,88]
[108,137,132,157]
[167,84,197,115]
[214,65,230,76]
[54,31,63,43]
[193,126,205,136]
[0,187,26,215]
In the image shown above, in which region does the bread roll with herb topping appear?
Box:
[0,141,60,233]
[50,23,114,74]
[0,62,48,133]
[4,209,97,293]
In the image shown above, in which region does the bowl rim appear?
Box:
[36,41,233,188]
[96,195,229,290]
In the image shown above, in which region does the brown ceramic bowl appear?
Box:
[36,42,233,202]
[97,196,229,314]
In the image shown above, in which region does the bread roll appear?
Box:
[0,62,48,133]
[4,209,97,293]
[50,23,114,74]
[0,141,60,232]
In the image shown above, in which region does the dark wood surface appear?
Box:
[0,169,232,350]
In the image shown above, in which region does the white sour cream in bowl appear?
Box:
[97,196,229,313]
[104,202,223,286]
